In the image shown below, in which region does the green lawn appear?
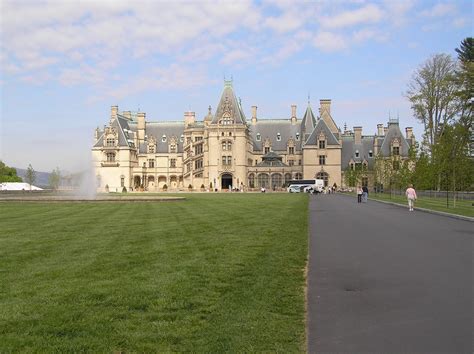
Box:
[0,194,308,352]
[369,193,474,218]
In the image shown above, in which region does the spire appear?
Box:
[211,79,246,125]
[301,104,316,136]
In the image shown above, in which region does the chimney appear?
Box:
[405,127,413,140]
[251,105,257,125]
[137,112,146,141]
[377,124,384,136]
[354,126,362,145]
[110,105,118,122]
[291,104,297,125]
[123,111,132,120]
[320,99,331,116]
[184,111,195,128]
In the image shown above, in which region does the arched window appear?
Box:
[284,173,292,185]
[316,172,329,187]
[271,174,282,189]
[248,173,255,188]
[257,173,269,188]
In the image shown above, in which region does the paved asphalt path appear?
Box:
[307,193,473,353]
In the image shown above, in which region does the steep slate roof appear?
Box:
[341,135,376,170]
[305,118,340,146]
[93,114,132,148]
[249,120,302,152]
[300,105,317,135]
[139,121,185,153]
[379,122,411,156]
[211,80,247,125]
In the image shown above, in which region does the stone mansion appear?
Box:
[92,80,415,192]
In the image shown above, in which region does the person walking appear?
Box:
[406,184,417,211]
[357,186,363,203]
[362,185,368,203]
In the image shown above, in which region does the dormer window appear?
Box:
[106,138,115,147]
[276,133,281,141]
[180,134,184,142]
[170,144,176,153]
[393,146,400,156]
[296,132,300,141]
[369,150,373,158]
[256,133,261,141]
[319,140,326,149]
[162,135,167,143]
[148,145,155,154]
[355,150,359,158]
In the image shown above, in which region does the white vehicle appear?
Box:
[287,179,325,193]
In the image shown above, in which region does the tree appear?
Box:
[0,161,22,182]
[24,164,36,191]
[49,167,61,190]
[406,54,459,156]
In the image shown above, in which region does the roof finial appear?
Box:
[208,105,212,114]
[344,122,347,131]
[308,92,311,106]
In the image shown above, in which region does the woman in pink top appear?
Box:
[405,184,417,211]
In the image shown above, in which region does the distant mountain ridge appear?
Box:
[15,168,51,188]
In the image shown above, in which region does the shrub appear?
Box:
[188,184,193,191]
[122,186,127,193]
[163,184,168,191]
[200,184,205,191]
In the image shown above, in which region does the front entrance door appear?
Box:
[221,173,233,190]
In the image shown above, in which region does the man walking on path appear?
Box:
[406,184,417,211]
[362,185,368,202]
[357,186,363,203]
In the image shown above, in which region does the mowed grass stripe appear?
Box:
[0,194,308,352]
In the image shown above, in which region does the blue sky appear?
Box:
[1,0,472,172]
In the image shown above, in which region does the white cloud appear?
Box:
[453,17,467,28]
[320,4,384,29]
[313,31,347,52]
[382,0,416,26]
[352,28,388,43]
[421,3,456,17]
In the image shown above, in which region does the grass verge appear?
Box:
[0,193,308,352]
[369,193,473,218]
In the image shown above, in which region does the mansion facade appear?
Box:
[92,80,415,192]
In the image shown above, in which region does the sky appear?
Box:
[0,0,472,173]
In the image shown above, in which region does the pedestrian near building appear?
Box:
[406,184,417,211]
[357,186,363,203]
[362,185,368,202]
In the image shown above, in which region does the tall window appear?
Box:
[264,147,270,154]
[393,146,400,156]
[120,176,124,187]
[170,158,176,168]
[148,159,155,168]
[319,140,326,149]
[222,156,232,165]
[288,146,294,155]
[319,155,326,165]
[248,173,255,188]
[106,138,115,146]
[106,153,115,162]
[195,136,203,141]
[194,144,203,155]
[195,159,203,170]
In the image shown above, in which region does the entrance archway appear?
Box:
[221,173,233,190]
